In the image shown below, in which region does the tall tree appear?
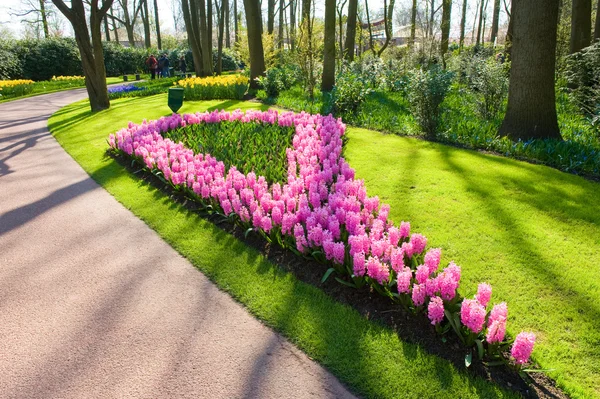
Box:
[104,14,111,40]
[440,0,452,54]
[216,0,225,74]
[595,0,600,41]
[181,0,203,75]
[279,0,285,49]
[110,4,120,42]
[153,0,161,49]
[268,0,275,34]
[234,0,239,44]
[377,0,396,56]
[490,0,500,43]
[290,0,296,50]
[51,0,114,111]
[365,0,376,55]
[499,0,561,140]
[11,0,52,39]
[570,0,591,53]
[337,0,348,59]
[243,0,266,89]
[110,0,144,47]
[344,0,358,60]
[141,0,151,48]
[322,0,336,91]
[459,0,467,49]
[476,0,486,45]
[225,0,230,47]
[410,0,417,47]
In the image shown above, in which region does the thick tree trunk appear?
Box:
[244,0,266,89]
[440,0,452,54]
[154,0,161,49]
[322,0,335,91]
[429,0,435,37]
[344,0,358,60]
[268,0,275,34]
[301,0,310,24]
[459,0,467,49]
[199,0,213,75]
[570,0,591,53]
[499,0,561,140]
[490,0,500,43]
[410,0,417,47]
[52,0,113,112]
[182,0,203,76]
[141,0,151,48]
[595,0,600,41]
[278,0,284,49]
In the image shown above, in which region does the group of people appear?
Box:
[145,54,188,79]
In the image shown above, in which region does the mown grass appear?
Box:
[345,127,600,399]
[48,94,518,399]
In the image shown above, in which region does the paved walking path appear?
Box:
[0,90,357,399]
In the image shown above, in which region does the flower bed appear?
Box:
[108,109,536,369]
[108,84,147,99]
[0,79,35,98]
[52,75,85,84]
[176,75,248,100]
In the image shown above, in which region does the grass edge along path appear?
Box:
[48,95,517,399]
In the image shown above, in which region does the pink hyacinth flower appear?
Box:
[428,296,445,325]
[460,299,486,334]
[411,283,427,307]
[476,283,492,308]
[511,332,536,365]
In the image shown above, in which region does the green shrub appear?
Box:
[256,68,285,98]
[18,38,83,81]
[407,65,453,137]
[331,71,373,115]
[467,57,509,120]
[0,40,21,80]
[565,41,600,119]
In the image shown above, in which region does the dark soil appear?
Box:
[109,151,570,399]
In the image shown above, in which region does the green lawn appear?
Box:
[345,128,600,399]
[48,94,518,399]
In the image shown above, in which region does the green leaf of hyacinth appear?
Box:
[475,339,484,360]
[483,360,506,367]
[465,352,472,368]
[521,368,556,373]
[244,227,254,239]
[321,268,336,284]
[335,277,358,289]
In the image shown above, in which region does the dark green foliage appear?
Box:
[212,48,244,72]
[164,121,295,184]
[16,38,83,81]
[466,57,509,120]
[407,65,454,137]
[331,72,373,114]
[565,41,600,124]
[0,39,21,80]
[256,65,302,98]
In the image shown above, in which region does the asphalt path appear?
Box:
[0,89,357,399]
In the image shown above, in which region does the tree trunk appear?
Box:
[268,0,275,34]
[225,0,230,47]
[234,0,238,44]
[322,0,336,91]
[490,0,500,43]
[244,0,266,89]
[476,0,485,45]
[570,0,591,53]
[595,0,600,41]
[440,0,452,54]
[154,0,161,49]
[141,0,151,48]
[199,0,213,75]
[217,0,225,74]
[377,0,396,56]
[104,14,111,41]
[290,0,296,50]
[410,0,417,47]
[365,0,376,56]
[344,0,358,60]
[51,0,113,112]
[39,0,50,38]
[279,0,284,49]
[499,0,561,140]
[207,0,213,52]
[182,0,203,76]
[110,5,120,42]
[459,0,467,49]
[429,0,435,37]
[301,0,310,25]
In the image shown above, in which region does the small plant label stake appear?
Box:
[168,87,184,113]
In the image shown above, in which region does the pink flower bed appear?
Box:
[108,109,535,366]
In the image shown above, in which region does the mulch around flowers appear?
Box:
[111,152,570,399]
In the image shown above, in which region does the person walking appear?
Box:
[178,55,187,76]
[160,54,170,78]
[145,54,158,80]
